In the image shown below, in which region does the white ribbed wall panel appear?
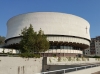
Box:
[47,36,90,45]
[6,36,89,46]
[44,49,82,54]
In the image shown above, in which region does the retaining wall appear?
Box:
[0,57,43,74]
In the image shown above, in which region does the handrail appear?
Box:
[39,64,100,74]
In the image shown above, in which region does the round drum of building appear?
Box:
[5,12,90,57]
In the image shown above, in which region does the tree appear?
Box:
[35,29,50,52]
[19,24,49,57]
[0,36,5,45]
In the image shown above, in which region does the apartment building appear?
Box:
[85,36,100,56]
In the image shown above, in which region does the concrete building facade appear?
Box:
[5,12,90,57]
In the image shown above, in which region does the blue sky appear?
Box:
[0,0,100,38]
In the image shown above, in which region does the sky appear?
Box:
[0,0,100,38]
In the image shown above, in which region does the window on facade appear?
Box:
[56,46,59,49]
[60,46,63,49]
[63,46,67,49]
[69,46,72,49]
[53,46,57,49]
[68,46,70,49]
[49,46,53,49]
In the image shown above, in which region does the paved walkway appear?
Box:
[67,66,100,74]
[92,71,100,74]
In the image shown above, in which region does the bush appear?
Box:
[20,53,40,58]
[87,58,89,61]
[58,57,61,62]
[95,58,100,61]
[92,56,100,58]
[49,58,51,63]
[76,58,80,61]
[68,57,72,61]
[82,57,86,61]
[53,54,56,57]
[34,54,40,58]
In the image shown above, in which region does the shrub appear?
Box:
[20,53,40,58]
[82,57,86,61]
[87,58,89,61]
[68,57,72,61]
[53,54,56,57]
[58,57,61,62]
[49,58,51,63]
[93,56,100,58]
[76,58,80,61]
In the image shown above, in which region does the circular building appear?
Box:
[5,12,90,57]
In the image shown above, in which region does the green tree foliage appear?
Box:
[19,24,49,57]
[0,36,5,44]
[35,29,50,52]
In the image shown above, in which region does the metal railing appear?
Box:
[39,64,100,74]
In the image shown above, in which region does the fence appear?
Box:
[39,64,100,74]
